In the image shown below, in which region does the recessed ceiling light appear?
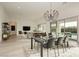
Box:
[17,6,21,9]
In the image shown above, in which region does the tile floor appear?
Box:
[0,36,79,57]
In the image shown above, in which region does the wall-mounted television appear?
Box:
[23,26,30,31]
[11,26,15,31]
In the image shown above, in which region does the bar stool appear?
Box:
[18,31,23,39]
[24,31,27,39]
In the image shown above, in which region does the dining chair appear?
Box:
[55,37,65,56]
[63,35,70,51]
[55,35,70,56]
[43,34,57,57]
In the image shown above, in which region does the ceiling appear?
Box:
[0,2,78,20]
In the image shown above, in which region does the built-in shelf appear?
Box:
[2,22,10,40]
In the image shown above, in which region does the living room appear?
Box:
[0,2,79,57]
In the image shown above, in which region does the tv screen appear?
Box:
[23,26,30,31]
[11,26,15,31]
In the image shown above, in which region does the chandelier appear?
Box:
[43,3,59,22]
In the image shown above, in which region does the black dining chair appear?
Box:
[55,37,65,56]
[63,35,70,51]
[55,35,70,56]
[43,34,57,57]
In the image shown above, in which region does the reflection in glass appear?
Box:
[51,16,78,47]
[65,20,77,41]
[51,22,57,37]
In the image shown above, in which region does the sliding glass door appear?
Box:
[65,17,77,41]
[51,16,78,47]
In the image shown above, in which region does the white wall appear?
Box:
[0,6,6,42]
[10,16,50,35]
[16,17,35,35]
[2,14,39,36]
